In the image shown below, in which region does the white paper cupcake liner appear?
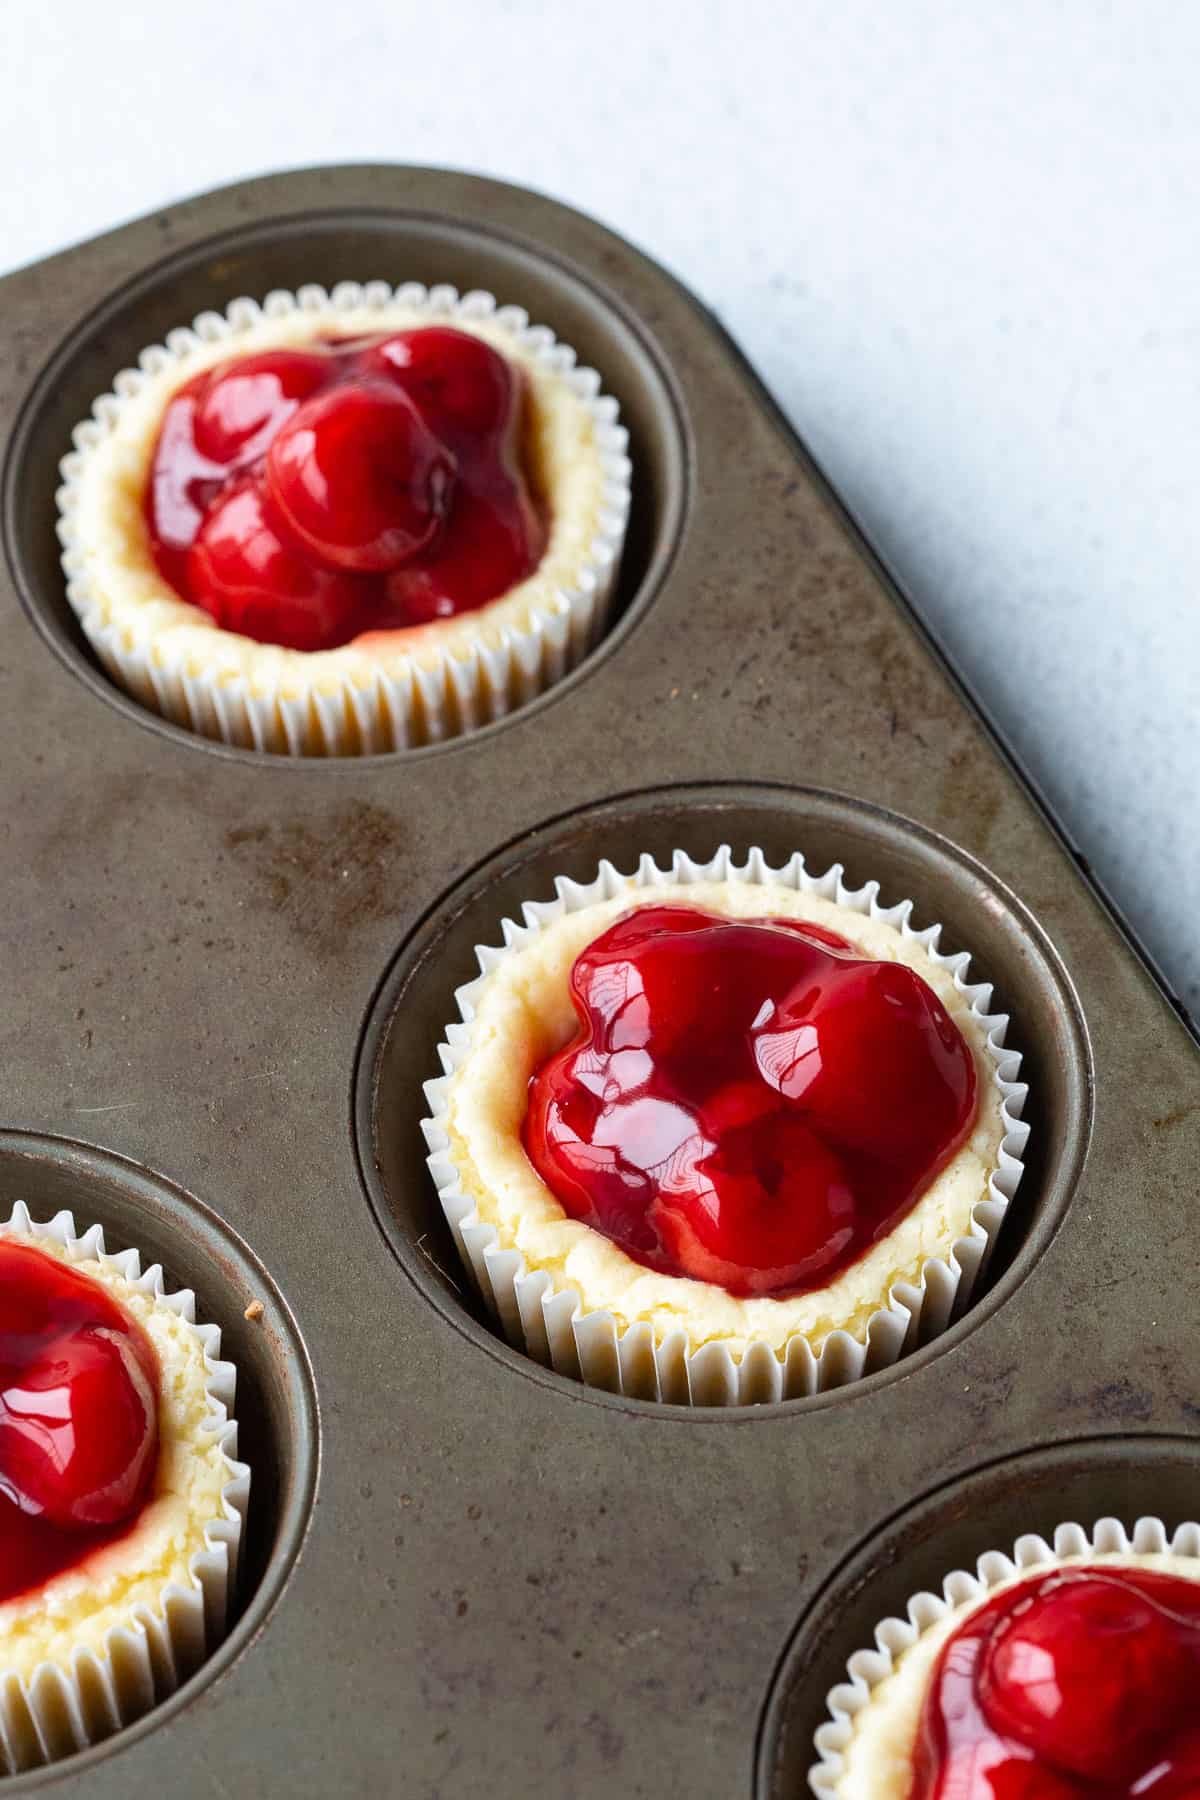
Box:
[0,1203,250,1773]
[422,846,1029,1406]
[809,1513,1200,1797]
[56,283,632,755]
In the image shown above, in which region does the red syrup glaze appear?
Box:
[0,1241,159,1605]
[911,1567,1200,1798]
[145,327,547,651]
[521,905,978,1297]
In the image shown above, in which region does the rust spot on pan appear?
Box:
[224,799,406,954]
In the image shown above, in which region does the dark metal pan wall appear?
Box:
[0,166,1195,1799]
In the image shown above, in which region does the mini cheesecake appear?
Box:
[58,287,630,753]
[429,863,1022,1378]
[816,1533,1200,1797]
[0,1219,244,1766]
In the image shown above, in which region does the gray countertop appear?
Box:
[4,0,1196,1008]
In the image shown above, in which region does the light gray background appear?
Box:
[4,0,1196,1011]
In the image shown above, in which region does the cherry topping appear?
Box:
[522,906,978,1297]
[0,1241,159,1604]
[193,348,330,465]
[383,485,546,623]
[362,326,516,439]
[752,955,976,1166]
[911,1567,1200,1798]
[266,382,455,573]
[144,327,547,648]
[186,479,371,652]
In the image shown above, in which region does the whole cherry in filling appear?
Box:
[522,906,978,1297]
[146,326,547,651]
[911,1566,1200,1796]
[0,1241,159,1605]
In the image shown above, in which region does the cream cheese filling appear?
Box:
[66,303,609,696]
[0,1234,229,1683]
[443,881,1005,1355]
[832,1552,1200,1798]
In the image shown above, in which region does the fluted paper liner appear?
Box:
[0,1203,249,1773]
[422,846,1028,1406]
[56,283,632,754]
[809,1514,1200,1796]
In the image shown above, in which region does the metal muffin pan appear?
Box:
[0,164,1195,1797]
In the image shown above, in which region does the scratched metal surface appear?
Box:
[0,167,1196,1799]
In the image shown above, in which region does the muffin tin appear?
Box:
[0,164,1196,1797]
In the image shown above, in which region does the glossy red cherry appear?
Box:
[187,478,370,652]
[2,1329,157,1530]
[362,327,517,439]
[383,487,547,623]
[266,381,456,573]
[193,348,331,465]
[752,956,977,1167]
[0,1241,159,1604]
[912,1568,1200,1799]
[523,906,978,1297]
[922,1754,1079,1799]
[1129,1730,1200,1797]
[978,1575,1191,1785]
[147,387,222,572]
[655,1111,858,1290]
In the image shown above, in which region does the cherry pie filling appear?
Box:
[522,906,979,1298]
[910,1566,1200,1797]
[145,326,548,652]
[0,1241,159,1605]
